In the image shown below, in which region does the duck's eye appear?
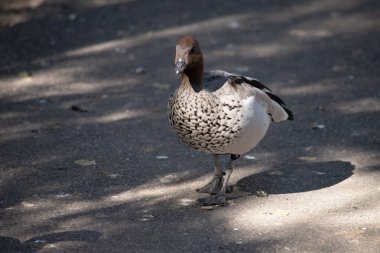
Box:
[189,46,196,54]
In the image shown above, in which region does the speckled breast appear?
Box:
[168,90,244,154]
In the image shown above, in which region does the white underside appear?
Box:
[223,96,271,155]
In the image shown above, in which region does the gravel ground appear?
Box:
[1,0,379,252]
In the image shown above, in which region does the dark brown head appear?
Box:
[175,36,203,75]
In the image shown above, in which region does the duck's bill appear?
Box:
[175,60,186,75]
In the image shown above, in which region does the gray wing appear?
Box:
[205,70,293,121]
[204,70,271,93]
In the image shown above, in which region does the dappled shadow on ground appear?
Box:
[0,230,101,253]
[237,160,354,194]
[0,0,379,252]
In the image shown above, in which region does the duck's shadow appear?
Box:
[231,160,354,198]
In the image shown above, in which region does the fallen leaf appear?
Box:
[99,171,119,178]
[143,145,156,153]
[298,156,317,162]
[74,159,96,166]
[256,190,268,197]
[201,206,215,210]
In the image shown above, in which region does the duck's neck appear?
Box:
[181,61,204,93]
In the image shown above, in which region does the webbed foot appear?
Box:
[196,176,223,194]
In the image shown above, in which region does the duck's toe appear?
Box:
[196,176,223,194]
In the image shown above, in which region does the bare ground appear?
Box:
[1,0,380,252]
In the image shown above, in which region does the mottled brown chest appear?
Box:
[168,88,244,154]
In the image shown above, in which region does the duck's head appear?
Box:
[175,35,203,75]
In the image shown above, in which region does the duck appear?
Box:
[168,35,293,205]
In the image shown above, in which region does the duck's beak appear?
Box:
[175,59,186,75]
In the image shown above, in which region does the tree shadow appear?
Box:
[0,230,101,253]
[236,160,354,194]
[0,0,378,252]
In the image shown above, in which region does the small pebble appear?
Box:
[68,13,77,21]
[244,155,255,160]
[178,198,194,206]
[56,193,70,198]
[305,146,313,152]
[135,67,145,74]
[138,214,154,222]
[34,240,47,244]
[201,206,214,210]
[311,123,325,129]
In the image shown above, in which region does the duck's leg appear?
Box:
[200,154,240,205]
[196,154,224,194]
